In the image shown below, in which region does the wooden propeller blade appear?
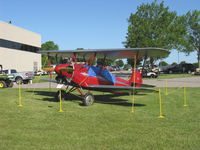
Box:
[43,67,55,72]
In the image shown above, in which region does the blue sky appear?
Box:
[0,0,199,64]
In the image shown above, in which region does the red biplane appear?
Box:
[39,48,169,106]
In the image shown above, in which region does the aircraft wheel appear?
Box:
[55,90,66,102]
[0,81,7,88]
[83,93,94,106]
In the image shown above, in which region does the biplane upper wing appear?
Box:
[38,48,170,59]
[85,84,157,93]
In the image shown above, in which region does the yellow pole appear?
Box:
[183,84,188,107]
[131,95,135,113]
[158,89,164,118]
[165,79,168,95]
[59,90,64,112]
[131,55,137,113]
[18,81,23,107]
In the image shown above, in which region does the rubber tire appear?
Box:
[150,74,155,78]
[0,81,7,88]
[23,80,29,84]
[16,77,23,84]
[83,93,94,106]
[55,90,66,102]
[169,70,173,74]
[8,81,14,88]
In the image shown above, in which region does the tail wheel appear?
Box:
[16,77,23,84]
[83,93,94,106]
[0,81,7,88]
[55,90,67,102]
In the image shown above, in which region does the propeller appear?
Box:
[43,67,55,72]
[42,67,74,73]
[57,67,74,73]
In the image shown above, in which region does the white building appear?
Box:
[0,21,41,72]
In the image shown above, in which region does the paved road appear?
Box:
[143,76,200,87]
[13,76,200,88]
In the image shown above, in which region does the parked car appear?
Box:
[165,64,195,74]
[3,69,34,84]
[142,71,158,78]
[34,70,48,76]
[141,67,158,78]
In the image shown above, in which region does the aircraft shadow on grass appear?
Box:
[27,91,146,107]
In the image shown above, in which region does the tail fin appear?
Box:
[129,70,143,87]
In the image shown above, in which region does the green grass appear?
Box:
[157,73,194,79]
[0,88,199,150]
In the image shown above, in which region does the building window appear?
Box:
[0,39,39,52]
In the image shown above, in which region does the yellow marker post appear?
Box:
[131,55,137,113]
[165,80,168,96]
[183,85,188,107]
[59,90,64,112]
[158,89,165,118]
[131,94,135,113]
[18,81,23,107]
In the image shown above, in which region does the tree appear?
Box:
[183,10,200,67]
[159,61,168,66]
[124,1,186,66]
[193,62,198,69]
[171,62,177,66]
[97,58,114,66]
[123,64,131,70]
[76,48,85,62]
[115,59,124,67]
[127,58,143,67]
[180,61,187,64]
[41,41,59,66]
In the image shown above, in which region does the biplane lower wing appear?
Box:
[41,78,156,93]
[85,84,157,93]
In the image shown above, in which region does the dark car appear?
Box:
[166,64,195,74]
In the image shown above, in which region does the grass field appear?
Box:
[157,73,193,79]
[0,88,199,150]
